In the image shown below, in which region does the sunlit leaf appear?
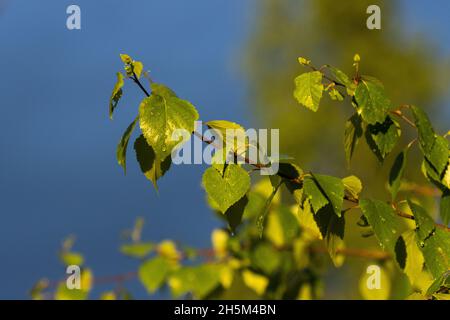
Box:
[242,270,269,296]
[293,71,323,111]
[139,93,199,161]
[342,175,362,200]
[109,72,124,119]
[120,242,154,259]
[202,164,250,214]
[138,256,171,294]
[388,147,408,200]
[395,230,425,285]
[355,77,391,125]
[343,113,363,166]
[360,199,402,253]
[211,229,229,259]
[117,116,138,174]
[311,174,345,217]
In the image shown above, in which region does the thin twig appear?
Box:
[390,109,416,128]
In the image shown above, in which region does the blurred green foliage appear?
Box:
[243,0,449,298]
[244,0,447,195]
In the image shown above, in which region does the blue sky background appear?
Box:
[0,0,449,299]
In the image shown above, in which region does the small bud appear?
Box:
[120,54,132,64]
[298,57,311,66]
[353,54,361,63]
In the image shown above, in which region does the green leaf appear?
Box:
[328,88,344,101]
[443,161,450,189]
[242,270,269,296]
[120,242,154,259]
[408,201,435,243]
[139,93,199,160]
[411,106,435,154]
[328,66,352,87]
[428,136,449,176]
[314,204,346,267]
[205,120,246,152]
[411,106,449,176]
[205,120,245,134]
[224,196,249,233]
[138,256,171,294]
[55,269,92,300]
[395,230,425,285]
[120,54,132,64]
[366,116,401,160]
[59,252,84,266]
[342,175,362,200]
[281,162,304,203]
[257,180,284,236]
[421,228,450,279]
[354,78,391,125]
[55,283,88,300]
[293,71,324,111]
[303,177,328,213]
[133,61,143,79]
[116,116,138,174]
[169,265,221,298]
[297,200,323,240]
[202,164,250,214]
[344,113,363,166]
[251,243,281,275]
[360,199,402,253]
[150,83,177,98]
[264,205,299,246]
[408,201,450,278]
[134,135,172,190]
[311,174,345,217]
[427,270,450,296]
[426,270,450,296]
[109,72,124,119]
[440,189,450,226]
[421,159,444,189]
[388,147,408,200]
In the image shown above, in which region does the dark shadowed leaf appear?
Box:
[117,116,138,174]
[344,113,363,166]
[366,116,400,160]
[134,135,171,190]
[109,72,124,119]
[388,147,408,200]
[360,199,402,253]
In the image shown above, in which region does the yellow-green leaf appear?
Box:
[117,116,138,174]
[139,94,199,160]
[202,164,250,214]
[293,71,323,112]
[134,135,171,190]
[242,270,268,296]
[138,257,171,294]
[109,72,124,119]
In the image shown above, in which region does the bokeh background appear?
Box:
[0,0,449,299]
